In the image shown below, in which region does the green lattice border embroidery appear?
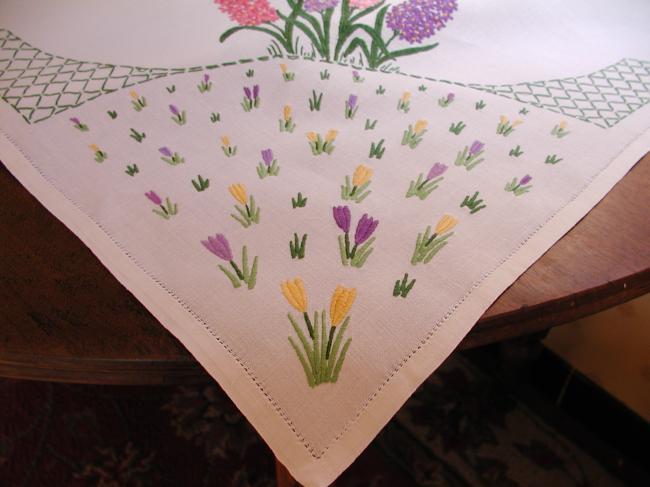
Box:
[1,28,649,127]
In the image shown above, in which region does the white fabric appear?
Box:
[1,1,649,485]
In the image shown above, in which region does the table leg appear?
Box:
[275,457,299,487]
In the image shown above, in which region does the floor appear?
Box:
[0,352,641,487]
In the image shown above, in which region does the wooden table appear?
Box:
[1,153,649,486]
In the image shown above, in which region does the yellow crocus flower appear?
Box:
[325,130,338,142]
[306,131,318,142]
[281,278,307,313]
[283,105,292,121]
[559,120,567,130]
[130,90,138,100]
[402,91,411,102]
[221,135,230,146]
[280,63,288,74]
[89,144,100,152]
[499,115,508,125]
[228,183,247,204]
[414,120,428,135]
[330,285,356,326]
[435,214,458,235]
[352,164,373,187]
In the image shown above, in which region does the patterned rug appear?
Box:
[0,355,623,487]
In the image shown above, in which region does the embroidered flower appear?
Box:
[330,285,357,326]
[435,214,457,234]
[342,165,374,203]
[386,0,458,44]
[304,0,339,12]
[214,0,279,26]
[202,233,234,261]
[228,184,260,227]
[281,278,308,313]
[354,213,379,245]
[228,183,247,205]
[411,214,457,264]
[333,205,351,233]
[202,233,258,289]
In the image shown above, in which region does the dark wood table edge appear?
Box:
[2,268,648,385]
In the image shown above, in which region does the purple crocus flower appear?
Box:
[347,94,358,108]
[352,70,360,78]
[469,140,485,156]
[201,233,233,261]
[446,92,455,102]
[159,147,173,158]
[203,73,210,83]
[520,174,532,185]
[386,0,458,44]
[261,149,274,166]
[304,0,339,12]
[427,162,448,180]
[145,191,162,205]
[333,206,351,233]
[70,117,80,125]
[354,213,379,245]
[252,84,260,99]
[243,86,252,100]
[169,104,180,116]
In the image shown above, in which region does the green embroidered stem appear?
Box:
[312,310,321,383]
[338,234,348,266]
[331,338,352,383]
[303,311,314,339]
[319,310,328,381]
[326,325,335,359]
[289,337,314,388]
[325,317,350,381]
[289,313,315,375]
[218,264,241,289]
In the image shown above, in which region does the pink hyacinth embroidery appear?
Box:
[214,0,278,26]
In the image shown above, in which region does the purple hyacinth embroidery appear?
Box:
[387,0,458,44]
[304,0,339,11]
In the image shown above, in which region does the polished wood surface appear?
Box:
[1,152,649,384]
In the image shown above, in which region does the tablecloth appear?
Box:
[1,1,649,485]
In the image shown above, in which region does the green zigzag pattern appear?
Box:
[465,58,650,128]
[1,28,649,128]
